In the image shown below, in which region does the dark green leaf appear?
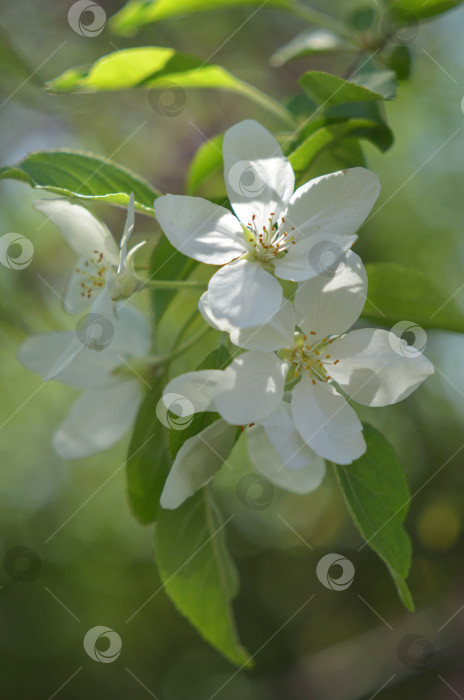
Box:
[388,0,464,21]
[299,70,391,108]
[271,29,355,67]
[155,489,251,666]
[110,0,292,34]
[326,101,394,151]
[0,150,159,216]
[126,368,171,524]
[335,423,413,610]
[387,45,412,81]
[363,263,464,333]
[348,6,376,29]
[46,47,294,126]
[353,69,398,100]
[187,134,224,194]
[149,236,198,328]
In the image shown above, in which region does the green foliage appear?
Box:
[46,47,294,126]
[363,263,464,333]
[335,423,413,610]
[387,45,412,81]
[299,70,397,107]
[187,134,224,194]
[110,0,292,34]
[0,150,158,216]
[155,488,252,666]
[271,29,355,67]
[149,237,198,329]
[388,0,464,21]
[126,368,171,524]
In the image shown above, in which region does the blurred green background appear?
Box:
[1,0,464,698]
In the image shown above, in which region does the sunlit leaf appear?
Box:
[388,0,464,21]
[363,263,464,333]
[155,488,252,666]
[110,0,292,34]
[299,69,396,107]
[187,134,224,194]
[271,29,355,67]
[335,423,414,610]
[0,150,159,216]
[46,47,294,126]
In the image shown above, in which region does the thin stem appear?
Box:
[140,278,207,290]
[289,1,360,43]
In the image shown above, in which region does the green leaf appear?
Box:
[187,134,224,194]
[388,0,464,21]
[46,47,294,126]
[363,263,464,333]
[155,489,251,666]
[288,116,389,177]
[326,101,394,151]
[335,423,413,610]
[0,150,159,216]
[348,6,376,29]
[110,0,291,35]
[149,236,198,328]
[271,29,355,67]
[299,70,393,108]
[354,69,398,100]
[126,368,171,524]
[387,45,412,81]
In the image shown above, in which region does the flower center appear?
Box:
[290,332,340,385]
[244,213,296,262]
[75,250,107,300]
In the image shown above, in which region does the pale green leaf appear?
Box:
[271,29,355,67]
[299,70,393,108]
[388,0,464,21]
[0,150,159,216]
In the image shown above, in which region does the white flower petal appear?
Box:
[199,292,295,351]
[329,328,435,407]
[247,423,326,494]
[207,258,283,328]
[259,402,320,470]
[294,251,367,338]
[160,419,237,509]
[285,167,380,241]
[53,379,142,460]
[163,370,223,415]
[112,304,151,358]
[223,119,295,230]
[291,375,365,465]
[273,232,357,282]
[64,259,95,314]
[214,350,287,425]
[154,194,244,264]
[34,199,119,264]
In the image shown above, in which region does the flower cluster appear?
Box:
[18,119,433,507]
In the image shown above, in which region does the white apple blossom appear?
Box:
[34,193,143,314]
[154,119,380,328]
[18,305,150,460]
[164,252,434,470]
